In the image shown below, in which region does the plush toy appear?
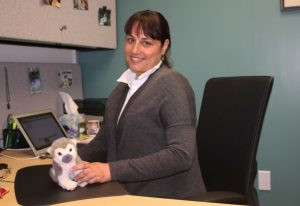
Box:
[47,137,87,191]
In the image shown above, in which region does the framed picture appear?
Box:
[281,0,300,11]
[98,6,111,26]
[58,69,72,88]
[28,67,42,94]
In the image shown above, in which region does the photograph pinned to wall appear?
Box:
[98,6,111,26]
[281,0,300,11]
[28,67,42,94]
[44,0,62,8]
[74,0,88,10]
[58,69,72,88]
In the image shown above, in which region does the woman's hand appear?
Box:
[71,162,111,184]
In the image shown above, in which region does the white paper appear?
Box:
[59,91,79,114]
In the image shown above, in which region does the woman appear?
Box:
[72,10,206,199]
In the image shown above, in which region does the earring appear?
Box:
[161,55,165,61]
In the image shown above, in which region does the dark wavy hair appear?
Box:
[124,10,172,68]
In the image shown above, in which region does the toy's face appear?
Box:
[53,143,77,164]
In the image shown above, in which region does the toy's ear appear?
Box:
[70,138,77,146]
[47,146,53,155]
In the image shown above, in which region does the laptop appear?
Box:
[13,110,68,156]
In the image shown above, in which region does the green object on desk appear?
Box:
[6,114,15,148]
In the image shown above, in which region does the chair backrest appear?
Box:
[197,76,273,204]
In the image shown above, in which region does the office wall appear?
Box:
[79,0,300,205]
[0,45,80,146]
[0,0,117,48]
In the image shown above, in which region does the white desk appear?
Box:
[1,149,51,206]
[53,195,235,206]
[0,150,239,206]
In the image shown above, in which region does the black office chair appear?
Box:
[186,76,273,206]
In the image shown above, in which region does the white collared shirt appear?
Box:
[116,61,162,122]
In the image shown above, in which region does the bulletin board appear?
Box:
[0,0,116,49]
[0,62,83,139]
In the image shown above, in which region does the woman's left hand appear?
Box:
[71,162,111,184]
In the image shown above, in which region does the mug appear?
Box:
[86,120,100,136]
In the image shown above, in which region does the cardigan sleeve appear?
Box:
[78,83,129,163]
[78,123,108,163]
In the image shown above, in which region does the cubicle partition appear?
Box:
[0,62,83,145]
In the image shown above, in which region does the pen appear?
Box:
[5,66,11,110]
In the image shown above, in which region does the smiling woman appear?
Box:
[124,10,172,72]
[75,10,206,199]
[124,28,169,77]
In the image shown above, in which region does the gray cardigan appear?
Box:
[79,65,206,199]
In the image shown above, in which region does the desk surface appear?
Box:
[0,150,238,206]
[53,195,233,206]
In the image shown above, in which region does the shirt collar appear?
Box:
[117,61,162,86]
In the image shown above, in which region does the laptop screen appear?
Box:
[13,110,68,156]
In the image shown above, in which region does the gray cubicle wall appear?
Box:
[0,0,116,49]
[0,62,83,144]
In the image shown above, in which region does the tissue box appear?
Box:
[59,114,80,138]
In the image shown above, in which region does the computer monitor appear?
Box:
[13,110,68,156]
